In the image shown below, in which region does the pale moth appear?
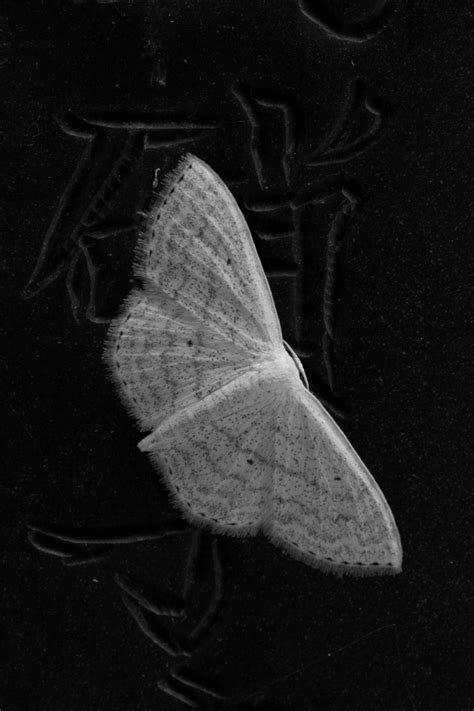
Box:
[105,154,402,576]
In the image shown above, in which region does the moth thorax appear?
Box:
[266,347,302,383]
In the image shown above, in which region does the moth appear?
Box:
[105,155,402,575]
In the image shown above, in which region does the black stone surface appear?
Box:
[2,2,472,709]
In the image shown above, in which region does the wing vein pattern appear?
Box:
[105,154,402,576]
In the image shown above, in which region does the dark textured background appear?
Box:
[2,1,473,709]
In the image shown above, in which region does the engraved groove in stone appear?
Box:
[252,90,297,186]
[115,574,185,618]
[232,83,265,188]
[170,666,225,700]
[321,188,359,393]
[156,678,198,708]
[26,521,190,544]
[189,539,223,644]
[233,84,298,188]
[307,79,384,166]
[84,112,217,130]
[183,530,202,601]
[298,0,397,44]
[120,591,187,657]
